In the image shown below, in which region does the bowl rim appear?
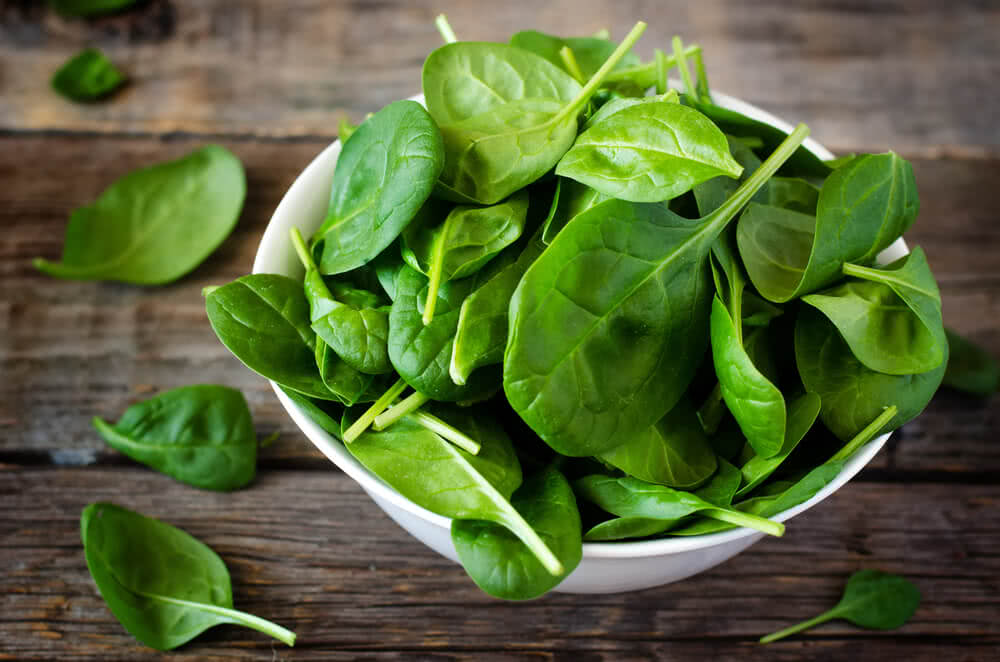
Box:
[254,86,901,560]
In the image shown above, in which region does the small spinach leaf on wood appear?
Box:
[452,467,581,600]
[35,145,245,285]
[51,48,125,101]
[942,328,999,396]
[92,385,258,491]
[311,100,444,275]
[760,570,920,643]
[81,503,295,650]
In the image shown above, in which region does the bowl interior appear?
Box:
[253,88,900,558]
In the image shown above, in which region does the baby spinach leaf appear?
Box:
[345,410,563,575]
[403,191,529,323]
[541,178,610,245]
[508,30,641,82]
[35,145,245,285]
[81,503,295,650]
[311,100,444,275]
[735,392,821,498]
[737,153,919,303]
[742,291,784,327]
[767,177,820,214]
[505,125,808,456]
[711,296,786,458]
[48,0,139,16]
[279,386,344,439]
[760,570,920,643]
[583,516,675,542]
[425,23,646,204]
[315,339,376,406]
[803,247,946,375]
[92,385,258,491]
[795,306,946,441]
[580,90,679,131]
[693,135,768,217]
[574,475,784,537]
[205,274,336,400]
[556,100,742,202]
[388,265,500,401]
[452,467,581,599]
[598,396,717,489]
[943,328,999,396]
[51,48,125,101]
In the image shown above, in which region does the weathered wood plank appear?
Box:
[1,135,997,475]
[1,0,998,154]
[1,468,998,660]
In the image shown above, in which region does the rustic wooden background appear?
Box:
[2,1,998,660]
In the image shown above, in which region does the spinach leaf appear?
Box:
[737,153,919,303]
[48,0,139,16]
[584,516,675,542]
[92,385,258,491]
[311,100,444,275]
[508,30,641,81]
[767,176,820,214]
[803,247,946,375]
[598,396,717,489]
[452,467,581,599]
[556,100,742,202]
[795,306,946,440]
[574,475,784,537]
[205,274,336,400]
[51,48,125,101]
[505,125,809,457]
[344,410,563,575]
[279,386,344,439]
[735,392,821,498]
[424,23,646,204]
[81,503,295,650]
[942,328,999,396]
[693,135,768,217]
[388,265,500,401]
[35,145,245,285]
[315,340,376,406]
[541,177,610,245]
[580,89,678,131]
[402,191,529,323]
[760,570,920,643]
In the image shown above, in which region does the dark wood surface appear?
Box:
[1,1,998,660]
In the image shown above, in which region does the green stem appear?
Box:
[672,36,697,98]
[604,44,700,83]
[373,391,429,430]
[289,227,318,272]
[553,21,647,125]
[706,507,785,537]
[559,46,586,84]
[411,411,481,455]
[342,378,407,443]
[699,123,810,241]
[422,234,447,325]
[137,591,296,647]
[693,48,712,102]
[842,261,886,281]
[759,610,838,644]
[830,405,898,462]
[435,14,457,43]
[654,48,667,94]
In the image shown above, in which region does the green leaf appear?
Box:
[760,570,920,643]
[795,306,946,441]
[35,145,245,285]
[92,385,257,491]
[81,503,295,650]
[942,328,999,396]
[279,386,344,438]
[505,125,809,456]
[403,191,529,323]
[452,467,581,599]
[541,178,610,245]
[51,48,125,101]
[312,100,444,275]
[48,0,139,16]
[738,153,920,303]
[693,135,769,219]
[205,274,335,400]
[598,396,717,489]
[803,247,946,375]
[508,30,641,81]
[735,392,821,498]
[556,101,742,202]
[766,177,820,214]
[315,339,377,406]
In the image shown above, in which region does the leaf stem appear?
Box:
[410,411,481,454]
[137,591,296,646]
[604,44,701,83]
[759,610,837,644]
[842,261,885,281]
[435,14,457,43]
[373,391,429,430]
[707,507,785,537]
[830,405,898,462]
[289,227,318,272]
[693,48,712,103]
[423,233,447,325]
[672,36,697,98]
[342,378,407,443]
[654,48,667,94]
[559,46,586,84]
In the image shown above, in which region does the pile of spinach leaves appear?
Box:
[203,19,982,602]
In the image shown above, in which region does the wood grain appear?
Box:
[2,468,998,660]
[1,0,998,155]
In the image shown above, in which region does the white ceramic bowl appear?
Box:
[253,89,906,594]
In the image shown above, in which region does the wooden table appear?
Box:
[2,2,998,660]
